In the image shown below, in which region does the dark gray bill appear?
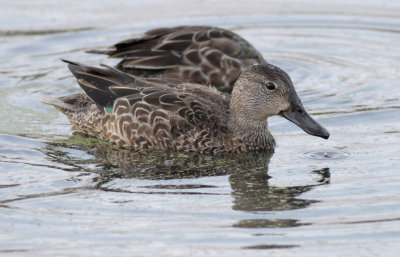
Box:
[281,106,330,139]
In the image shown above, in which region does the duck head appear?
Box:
[231,64,329,139]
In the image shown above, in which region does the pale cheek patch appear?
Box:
[279,101,290,112]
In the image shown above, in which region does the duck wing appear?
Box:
[87,26,265,92]
[64,59,229,108]
[63,60,231,149]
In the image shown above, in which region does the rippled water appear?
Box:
[1,1,400,256]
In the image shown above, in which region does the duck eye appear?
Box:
[266,82,276,90]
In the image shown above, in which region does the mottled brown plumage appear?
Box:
[87,26,265,93]
[44,60,329,154]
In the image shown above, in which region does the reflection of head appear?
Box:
[230,168,330,212]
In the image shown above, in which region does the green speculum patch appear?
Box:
[104,106,113,114]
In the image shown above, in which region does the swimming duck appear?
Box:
[87,26,265,93]
[44,60,329,154]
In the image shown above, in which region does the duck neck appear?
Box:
[229,113,275,149]
[229,78,276,149]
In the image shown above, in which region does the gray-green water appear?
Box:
[1,0,400,256]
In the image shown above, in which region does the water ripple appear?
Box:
[1,5,400,257]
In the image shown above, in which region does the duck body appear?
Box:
[47,61,275,153]
[45,60,329,154]
[87,26,265,93]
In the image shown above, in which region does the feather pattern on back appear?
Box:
[50,60,250,153]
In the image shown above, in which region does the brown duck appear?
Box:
[44,60,329,154]
[87,26,265,93]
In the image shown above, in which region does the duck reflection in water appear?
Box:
[47,134,330,215]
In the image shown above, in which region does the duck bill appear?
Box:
[281,107,330,139]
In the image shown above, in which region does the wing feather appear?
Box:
[64,61,232,150]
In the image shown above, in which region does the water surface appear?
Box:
[1,1,400,256]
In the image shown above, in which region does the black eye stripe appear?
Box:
[266,82,276,90]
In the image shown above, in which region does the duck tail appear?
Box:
[42,94,89,113]
[43,94,104,136]
[85,48,116,55]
